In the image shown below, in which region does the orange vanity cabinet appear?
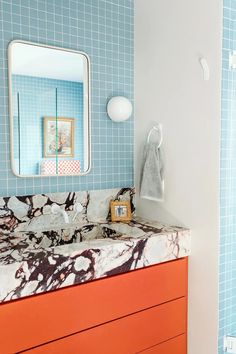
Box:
[139,334,187,354]
[0,258,188,354]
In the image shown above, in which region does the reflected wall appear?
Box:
[12,75,84,175]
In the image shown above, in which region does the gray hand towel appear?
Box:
[140,142,164,202]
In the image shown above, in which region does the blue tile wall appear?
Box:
[219,1,236,353]
[12,75,84,175]
[0,0,134,196]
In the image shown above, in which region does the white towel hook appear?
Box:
[199,57,210,81]
[147,124,163,148]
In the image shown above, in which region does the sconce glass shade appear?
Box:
[107,96,133,122]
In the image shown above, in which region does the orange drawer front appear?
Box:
[0,258,188,354]
[22,297,187,354]
[138,334,187,354]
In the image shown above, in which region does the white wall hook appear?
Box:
[199,57,210,81]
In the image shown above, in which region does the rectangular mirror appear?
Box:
[8,40,91,177]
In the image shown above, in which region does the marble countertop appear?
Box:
[0,216,191,303]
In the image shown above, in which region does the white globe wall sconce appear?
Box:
[107,96,133,122]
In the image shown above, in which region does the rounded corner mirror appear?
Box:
[8,40,91,177]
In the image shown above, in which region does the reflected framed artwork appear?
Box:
[44,117,75,158]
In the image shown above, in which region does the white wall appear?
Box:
[134,1,222,354]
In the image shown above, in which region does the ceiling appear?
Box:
[11,42,86,82]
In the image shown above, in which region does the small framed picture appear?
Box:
[110,200,132,222]
[44,117,75,158]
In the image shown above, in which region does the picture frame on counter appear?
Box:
[110,200,132,222]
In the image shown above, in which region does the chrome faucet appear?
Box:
[51,203,83,224]
[51,204,69,224]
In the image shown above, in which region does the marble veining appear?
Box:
[0,188,135,233]
[0,218,190,302]
[0,188,190,303]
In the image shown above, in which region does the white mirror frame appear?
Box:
[8,40,91,178]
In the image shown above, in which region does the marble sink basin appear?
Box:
[34,222,148,249]
[34,224,124,249]
[0,219,190,265]
[0,223,125,263]
[0,220,158,266]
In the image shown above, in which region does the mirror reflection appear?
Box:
[9,41,90,177]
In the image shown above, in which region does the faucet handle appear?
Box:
[72,203,83,221]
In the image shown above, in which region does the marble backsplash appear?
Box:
[0,188,135,234]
